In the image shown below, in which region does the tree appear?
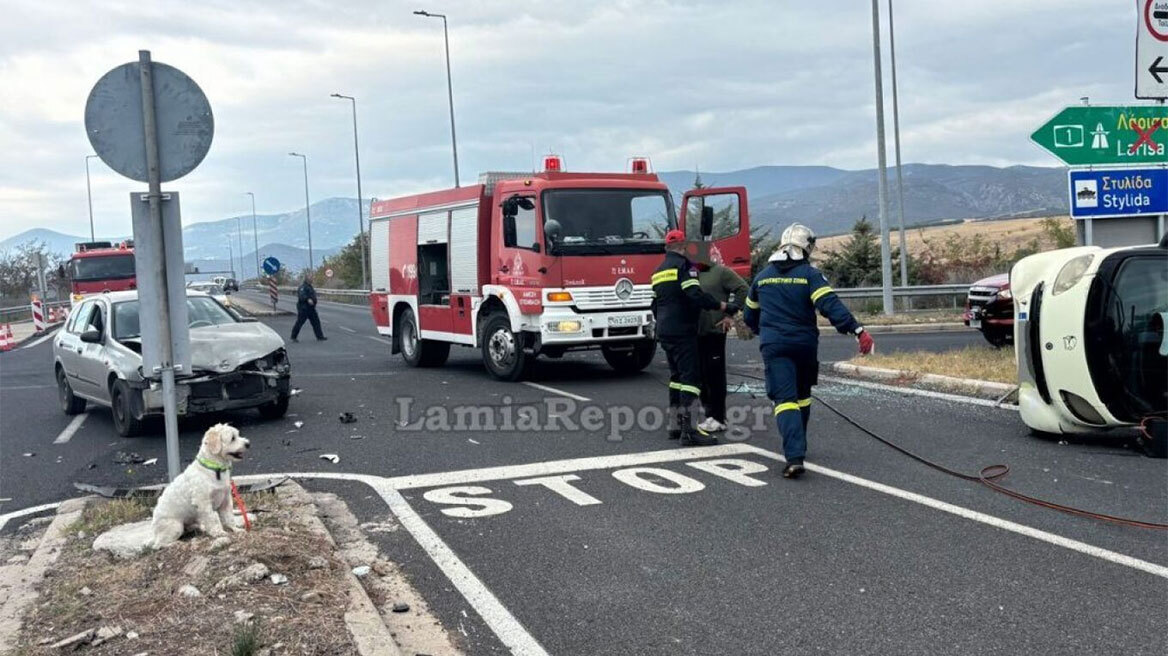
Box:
[314,232,369,288]
[819,217,883,287]
[1040,217,1076,249]
[0,241,65,303]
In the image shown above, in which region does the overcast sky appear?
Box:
[0,0,1139,241]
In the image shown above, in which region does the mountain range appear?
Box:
[2,163,1068,274]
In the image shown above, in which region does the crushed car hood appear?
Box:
[188,323,284,372]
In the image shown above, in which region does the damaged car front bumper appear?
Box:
[131,349,291,418]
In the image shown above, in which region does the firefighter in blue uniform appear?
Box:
[652,230,738,446]
[744,224,874,478]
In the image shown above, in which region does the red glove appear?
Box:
[857,329,874,355]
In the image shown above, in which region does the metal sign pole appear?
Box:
[869,0,895,315]
[138,50,181,482]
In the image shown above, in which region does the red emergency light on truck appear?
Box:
[368,159,751,380]
[63,241,137,304]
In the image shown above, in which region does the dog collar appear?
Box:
[197,456,231,479]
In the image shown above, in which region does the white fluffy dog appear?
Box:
[152,423,250,548]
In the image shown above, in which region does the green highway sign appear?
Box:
[1030,105,1167,166]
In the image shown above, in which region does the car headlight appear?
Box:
[1052,254,1094,295]
[997,288,1012,300]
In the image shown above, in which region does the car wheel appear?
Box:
[602,340,657,374]
[982,327,1012,348]
[110,379,142,437]
[57,367,86,415]
[258,393,290,420]
[399,308,451,368]
[481,313,529,381]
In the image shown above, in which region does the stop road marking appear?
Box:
[421,458,771,518]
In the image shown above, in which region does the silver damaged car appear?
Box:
[53,291,292,436]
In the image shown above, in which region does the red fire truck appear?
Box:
[368,157,751,380]
[63,241,137,304]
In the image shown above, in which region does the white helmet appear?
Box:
[769,223,816,262]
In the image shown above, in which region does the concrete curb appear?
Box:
[818,322,970,335]
[828,361,1017,400]
[230,296,292,317]
[282,483,403,656]
[0,497,87,653]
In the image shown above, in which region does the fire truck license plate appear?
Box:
[608,315,640,328]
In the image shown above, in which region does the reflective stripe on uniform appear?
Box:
[744,296,760,309]
[680,279,700,290]
[798,398,812,407]
[677,384,701,396]
[810,286,834,303]
[651,269,679,286]
[668,381,683,390]
[773,402,800,415]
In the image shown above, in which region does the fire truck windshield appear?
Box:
[71,254,135,281]
[542,189,673,255]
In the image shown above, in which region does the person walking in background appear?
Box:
[696,257,749,434]
[291,272,326,342]
[744,223,873,479]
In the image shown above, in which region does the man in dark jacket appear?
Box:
[743,223,874,478]
[291,273,326,342]
[696,260,749,434]
[652,230,737,446]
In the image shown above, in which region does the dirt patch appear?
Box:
[818,215,1073,256]
[850,344,1016,384]
[12,488,359,655]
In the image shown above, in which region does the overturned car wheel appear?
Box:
[258,393,290,420]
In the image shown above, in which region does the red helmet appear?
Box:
[664,230,686,245]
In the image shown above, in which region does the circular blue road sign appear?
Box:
[262,256,281,276]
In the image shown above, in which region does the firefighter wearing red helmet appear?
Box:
[651,230,738,446]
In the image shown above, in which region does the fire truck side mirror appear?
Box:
[503,214,517,248]
[57,264,67,279]
[700,206,714,239]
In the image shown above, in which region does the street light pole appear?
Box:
[85,155,98,242]
[415,10,460,187]
[227,240,234,279]
[288,153,314,271]
[246,192,259,279]
[331,93,369,289]
[870,0,895,316]
[888,0,909,288]
[235,217,245,280]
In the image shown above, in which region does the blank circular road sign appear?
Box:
[84,61,214,183]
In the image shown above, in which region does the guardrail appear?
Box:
[0,300,71,325]
[270,285,972,299]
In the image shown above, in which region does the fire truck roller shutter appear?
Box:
[370,219,390,292]
[450,206,479,294]
[417,210,449,245]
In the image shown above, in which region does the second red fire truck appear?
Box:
[368,157,751,380]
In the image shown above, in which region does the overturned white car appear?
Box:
[1011,236,1167,455]
[53,290,292,436]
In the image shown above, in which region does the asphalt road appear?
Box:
[1,293,1164,655]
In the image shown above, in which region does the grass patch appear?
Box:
[69,497,152,537]
[232,622,262,656]
[851,345,1016,384]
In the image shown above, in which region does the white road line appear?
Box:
[521,381,591,402]
[817,375,1019,411]
[737,444,1168,580]
[21,330,58,350]
[0,385,54,391]
[53,413,88,444]
[388,444,757,490]
[234,471,550,656]
[336,324,357,333]
[366,335,387,344]
[0,502,62,534]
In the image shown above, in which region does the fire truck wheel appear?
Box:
[399,308,450,368]
[482,314,529,381]
[602,340,657,373]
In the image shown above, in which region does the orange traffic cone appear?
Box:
[0,324,14,352]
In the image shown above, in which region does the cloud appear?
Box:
[0,0,1139,240]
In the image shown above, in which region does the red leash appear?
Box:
[230,480,252,531]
